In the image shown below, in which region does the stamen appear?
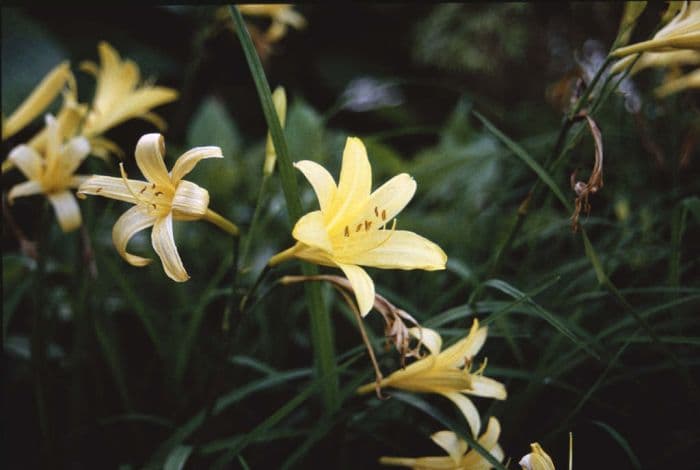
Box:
[344,226,350,237]
[474,357,488,376]
[365,220,372,231]
[139,186,147,194]
[374,206,379,217]
[119,163,157,213]
[356,223,362,232]
[95,187,102,193]
[155,191,163,196]
[381,209,387,221]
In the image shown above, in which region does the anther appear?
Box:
[356,224,362,232]
[374,206,379,217]
[95,187,102,193]
[151,203,157,210]
[365,220,372,231]
[139,186,147,194]
[151,183,156,189]
[344,226,350,237]
[155,191,163,196]
[381,209,387,221]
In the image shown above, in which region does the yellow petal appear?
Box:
[294,160,338,212]
[2,61,71,140]
[89,136,125,161]
[48,190,82,232]
[409,327,443,355]
[292,210,333,253]
[68,175,89,189]
[112,205,157,266]
[152,212,189,282]
[341,230,447,270]
[8,180,43,203]
[438,320,486,368]
[327,137,372,229]
[655,68,700,97]
[77,175,138,204]
[477,417,501,451]
[365,173,416,224]
[28,98,87,153]
[89,87,178,136]
[45,114,61,165]
[171,180,210,220]
[139,111,168,131]
[287,242,336,267]
[134,133,171,187]
[441,392,481,438]
[8,145,43,180]
[337,263,375,317]
[519,443,555,470]
[170,146,223,184]
[58,136,91,178]
[468,375,507,400]
[462,417,503,468]
[430,431,467,465]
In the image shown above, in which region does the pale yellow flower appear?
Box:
[519,443,555,470]
[7,114,90,232]
[78,41,179,159]
[268,137,447,317]
[612,1,700,58]
[78,133,238,281]
[2,61,73,141]
[380,417,504,470]
[238,4,306,42]
[357,319,506,437]
[610,49,700,75]
[655,67,700,96]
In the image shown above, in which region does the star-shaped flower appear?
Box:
[269,136,447,317]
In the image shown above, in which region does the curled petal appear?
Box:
[8,145,43,180]
[88,136,125,161]
[327,137,372,229]
[171,146,223,184]
[430,431,467,466]
[8,180,43,203]
[365,173,416,224]
[112,205,157,266]
[292,210,333,253]
[171,180,210,220]
[441,391,481,438]
[152,212,189,282]
[294,160,337,213]
[135,133,171,187]
[468,375,507,400]
[139,111,168,131]
[461,418,503,467]
[48,190,82,232]
[337,263,375,317]
[341,230,447,270]
[77,175,138,204]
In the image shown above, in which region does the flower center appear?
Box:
[119,163,172,217]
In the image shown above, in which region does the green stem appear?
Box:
[229,5,339,413]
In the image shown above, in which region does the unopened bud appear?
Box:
[263,86,287,176]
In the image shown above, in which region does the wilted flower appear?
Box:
[357,319,506,437]
[78,133,238,281]
[8,114,90,232]
[379,417,504,469]
[268,136,447,317]
[78,41,179,159]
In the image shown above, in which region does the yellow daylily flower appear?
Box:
[7,113,90,232]
[655,67,700,96]
[611,1,700,58]
[238,4,307,42]
[380,417,504,470]
[268,136,447,317]
[2,61,73,141]
[610,48,700,75]
[79,41,179,159]
[519,443,555,470]
[77,133,238,281]
[357,319,506,437]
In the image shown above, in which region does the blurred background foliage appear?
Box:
[2,3,699,469]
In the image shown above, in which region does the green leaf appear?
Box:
[163,445,193,470]
[592,421,643,469]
